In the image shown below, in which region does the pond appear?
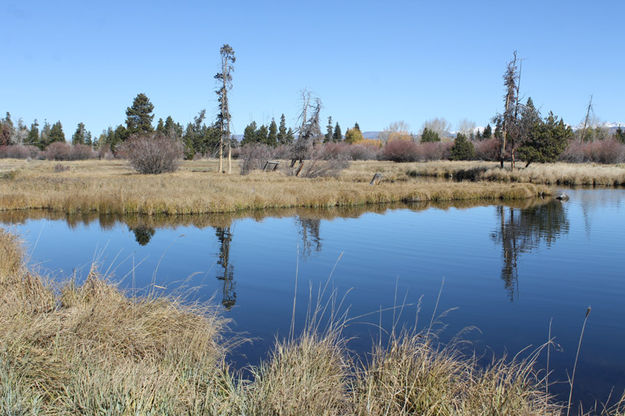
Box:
[2,188,624,407]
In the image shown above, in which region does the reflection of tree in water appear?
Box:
[296,217,322,257]
[215,227,236,310]
[491,200,569,300]
[129,225,155,246]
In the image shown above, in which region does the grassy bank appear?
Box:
[0,159,550,215]
[405,161,625,187]
[2,229,624,415]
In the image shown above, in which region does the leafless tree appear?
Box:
[457,119,477,138]
[290,90,322,176]
[422,117,451,137]
[215,44,235,173]
[379,121,412,142]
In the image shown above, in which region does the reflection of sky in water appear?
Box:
[2,189,625,408]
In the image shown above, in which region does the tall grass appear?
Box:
[0,159,549,215]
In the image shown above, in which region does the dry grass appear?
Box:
[405,161,625,187]
[3,228,622,415]
[0,159,550,215]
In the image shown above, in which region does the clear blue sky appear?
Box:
[1,0,623,137]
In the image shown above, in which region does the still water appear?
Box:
[1,189,624,406]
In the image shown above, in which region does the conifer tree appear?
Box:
[420,127,440,142]
[26,120,40,147]
[72,122,88,145]
[156,118,165,133]
[285,127,295,144]
[256,124,269,144]
[345,124,364,144]
[354,122,361,131]
[332,122,342,142]
[49,121,65,143]
[616,127,625,144]
[450,133,476,160]
[241,122,258,145]
[40,120,51,148]
[277,114,288,144]
[483,124,493,139]
[125,93,155,135]
[215,44,235,173]
[325,116,333,143]
[267,118,278,146]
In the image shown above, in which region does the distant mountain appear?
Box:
[362,131,381,139]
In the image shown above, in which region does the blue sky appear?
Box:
[1,0,623,137]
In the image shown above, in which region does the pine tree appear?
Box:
[267,118,278,147]
[483,124,492,139]
[354,122,361,132]
[285,127,295,144]
[256,125,269,144]
[48,121,65,143]
[518,112,572,166]
[72,122,87,145]
[26,120,40,147]
[156,118,165,133]
[40,120,51,148]
[420,127,440,142]
[325,116,333,143]
[277,114,288,144]
[0,112,14,146]
[345,123,364,144]
[125,93,155,136]
[241,122,258,145]
[450,133,476,160]
[332,122,342,142]
[616,127,625,144]
[214,44,235,173]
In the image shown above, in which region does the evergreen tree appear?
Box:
[156,118,165,133]
[267,118,278,147]
[450,133,476,160]
[72,122,87,145]
[332,122,342,142]
[164,116,183,138]
[518,112,573,166]
[420,127,440,142]
[277,114,288,144]
[40,120,51,148]
[0,112,14,146]
[125,93,155,136]
[85,131,92,147]
[325,116,333,143]
[483,124,493,139]
[285,127,295,144]
[354,122,361,132]
[256,124,269,144]
[26,120,40,147]
[48,121,65,143]
[475,129,482,140]
[241,121,258,145]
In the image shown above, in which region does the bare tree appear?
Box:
[291,90,322,176]
[493,51,522,169]
[422,117,451,137]
[457,119,477,138]
[215,44,235,173]
[379,121,412,142]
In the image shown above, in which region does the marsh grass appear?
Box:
[406,161,625,187]
[2,227,622,415]
[0,159,549,215]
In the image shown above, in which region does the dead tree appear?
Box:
[579,95,593,142]
[290,90,322,176]
[496,51,521,169]
[215,44,235,173]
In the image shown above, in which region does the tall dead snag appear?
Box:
[496,51,521,169]
[291,90,322,176]
[215,44,235,173]
[579,95,593,142]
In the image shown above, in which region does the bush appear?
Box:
[43,142,97,161]
[121,133,183,174]
[415,142,452,161]
[559,139,625,164]
[381,139,420,162]
[240,143,274,174]
[0,145,42,159]
[475,138,500,161]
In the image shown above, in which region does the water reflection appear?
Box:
[296,217,321,257]
[215,227,236,310]
[491,200,569,300]
[129,225,155,246]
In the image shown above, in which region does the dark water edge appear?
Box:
[2,189,624,409]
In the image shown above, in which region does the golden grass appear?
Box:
[3,228,623,415]
[405,161,625,187]
[0,159,550,215]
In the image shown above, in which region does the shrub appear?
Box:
[560,139,625,164]
[381,139,420,162]
[44,142,72,160]
[347,143,380,160]
[121,133,183,174]
[70,144,97,160]
[0,145,41,159]
[240,143,274,174]
[416,142,452,161]
[475,138,501,161]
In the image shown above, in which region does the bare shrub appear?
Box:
[0,145,41,159]
[475,137,501,161]
[381,139,420,162]
[560,139,625,164]
[44,142,72,160]
[272,144,292,160]
[240,143,273,175]
[415,142,452,161]
[54,163,69,172]
[121,133,183,174]
[347,143,380,160]
[70,144,97,160]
